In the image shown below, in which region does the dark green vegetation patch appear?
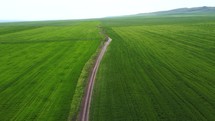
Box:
[90,16,215,121]
[0,21,102,121]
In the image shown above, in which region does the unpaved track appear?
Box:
[79,37,112,121]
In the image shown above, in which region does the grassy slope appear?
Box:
[90,16,215,121]
[0,21,102,121]
[101,15,215,27]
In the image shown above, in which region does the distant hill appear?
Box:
[137,6,215,16]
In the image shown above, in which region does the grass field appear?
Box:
[0,21,102,121]
[1,15,215,121]
[90,16,215,121]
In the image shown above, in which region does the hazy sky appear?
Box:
[0,0,214,21]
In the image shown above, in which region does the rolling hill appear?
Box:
[136,6,215,16]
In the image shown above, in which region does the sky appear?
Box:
[0,0,214,21]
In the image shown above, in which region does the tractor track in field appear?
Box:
[79,37,112,121]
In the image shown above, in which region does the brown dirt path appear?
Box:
[79,37,112,121]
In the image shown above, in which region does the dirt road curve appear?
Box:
[79,37,112,121]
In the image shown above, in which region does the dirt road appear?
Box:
[79,37,112,121]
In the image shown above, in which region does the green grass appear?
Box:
[90,16,215,121]
[101,15,215,27]
[1,15,215,121]
[0,22,101,43]
[0,21,102,121]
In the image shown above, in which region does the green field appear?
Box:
[0,21,103,120]
[90,16,215,121]
[1,15,215,121]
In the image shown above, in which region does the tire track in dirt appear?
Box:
[79,37,112,121]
